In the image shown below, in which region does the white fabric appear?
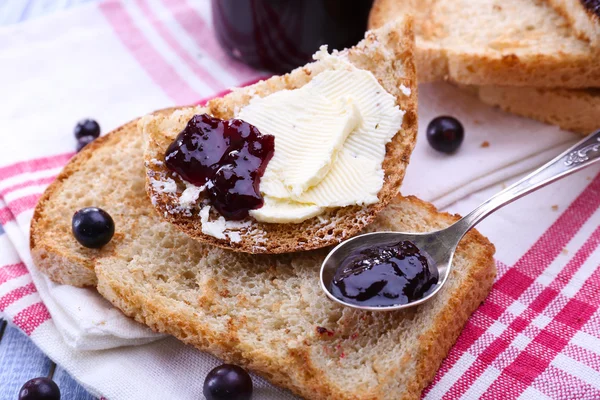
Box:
[403,84,579,207]
[0,1,596,398]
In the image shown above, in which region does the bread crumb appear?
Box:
[473,120,482,125]
[562,248,569,254]
[587,176,592,181]
[481,141,490,148]
[551,205,559,211]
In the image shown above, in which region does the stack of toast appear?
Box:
[369,0,600,135]
[30,19,496,399]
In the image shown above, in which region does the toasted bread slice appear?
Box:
[30,98,496,398]
[95,198,496,400]
[548,0,600,45]
[142,19,418,254]
[369,0,600,88]
[30,110,175,287]
[470,86,600,135]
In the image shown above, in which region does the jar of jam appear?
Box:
[212,0,375,73]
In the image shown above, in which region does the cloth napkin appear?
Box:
[0,0,598,399]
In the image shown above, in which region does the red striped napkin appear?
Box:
[0,0,599,399]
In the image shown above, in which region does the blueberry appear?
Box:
[72,207,115,249]
[74,119,100,140]
[76,136,96,152]
[203,364,253,400]
[19,377,60,400]
[426,116,464,153]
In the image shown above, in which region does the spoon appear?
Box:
[321,129,600,311]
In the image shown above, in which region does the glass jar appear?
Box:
[212,0,374,73]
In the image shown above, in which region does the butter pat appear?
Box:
[238,48,404,224]
[249,197,324,224]
[239,88,361,197]
[179,183,204,209]
[199,206,251,243]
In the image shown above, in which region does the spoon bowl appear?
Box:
[320,228,458,311]
[321,129,600,311]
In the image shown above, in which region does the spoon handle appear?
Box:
[451,129,600,238]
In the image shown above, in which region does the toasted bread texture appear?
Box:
[470,86,600,135]
[368,0,600,88]
[95,197,496,400]
[31,100,496,398]
[30,110,174,287]
[142,19,419,254]
[548,0,600,45]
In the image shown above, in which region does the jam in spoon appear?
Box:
[321,129,600,311]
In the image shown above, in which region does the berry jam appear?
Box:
[164,114,275,220]
[331,241,438,307]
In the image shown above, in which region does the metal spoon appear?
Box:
[321,129,600,311]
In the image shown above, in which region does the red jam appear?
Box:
[331,241,438,307]
[164,114,275,220]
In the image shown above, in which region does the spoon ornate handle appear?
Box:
[450,129,600,240]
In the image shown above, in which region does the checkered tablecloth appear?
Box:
[0,0,599,399]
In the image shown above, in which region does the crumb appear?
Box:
[473,120,482,125]
[587,176,592,181]
[551,205,559,211]
[562,248,568,254]
[501,183,507,189]
[481,141,490,148]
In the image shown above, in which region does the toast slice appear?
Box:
[368,0,600,88]
[470,86,600,135]
[30,113,168,287]
[31,98,496,398]
[142,18,418,255]
[547,0,600,45]
[95,198,496,400]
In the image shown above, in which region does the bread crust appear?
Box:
[369,0,600,88]
[31,127,125,287]
[143,18,418,255]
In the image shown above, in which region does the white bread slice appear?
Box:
[30,100,496,398]
[368,0,600,88]
[142,19,418,255]
[470,86,600,135]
